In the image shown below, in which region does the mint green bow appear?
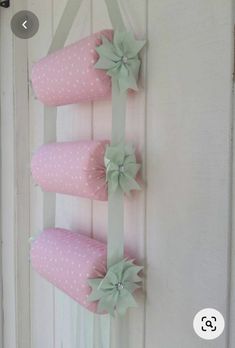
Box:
[104,143,141,194]
[95,31,146,92]
[88,259,143,316]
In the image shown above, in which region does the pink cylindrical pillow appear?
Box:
[31,30,113,106]
[31,140,108,201]
[30,228,107,314]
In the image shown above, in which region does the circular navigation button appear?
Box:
[11,11,39,39]
[193,308,225,340]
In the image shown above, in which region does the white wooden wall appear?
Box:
[0,0,234,347]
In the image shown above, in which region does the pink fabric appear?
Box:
[31,140,109,201]
[30,228,107,314]
[31,30,113,106]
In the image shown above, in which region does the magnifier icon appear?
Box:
[205,320,213,328]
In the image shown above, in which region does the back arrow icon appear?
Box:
[22,20,28,29]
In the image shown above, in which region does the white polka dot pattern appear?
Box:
[31,30,113,106]
[31,140,109,201]
[30,228,107,314]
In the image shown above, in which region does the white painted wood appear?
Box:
[0,7,14,348]
[12,1,31,346]
[146,1,234,347]
[1,0,235,347]
[1,0,31,347]
[28,1,55,348]
[0,5,17,345]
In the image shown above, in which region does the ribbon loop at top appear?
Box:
[48,0,126,55]
[104,0,126,31]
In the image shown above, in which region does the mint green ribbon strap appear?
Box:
[111,77,127,144]
[104,0,126,32]
[96,37,145,266]
[96,32,146,317]
[107,77,127,268]
[48,0,84,54]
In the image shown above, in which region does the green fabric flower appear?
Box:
[104,143,141,194]
[95,31,146,92]
[88,259,143,316]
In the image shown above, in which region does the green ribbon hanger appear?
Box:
[94,29,146,268]
[88,30,146,315]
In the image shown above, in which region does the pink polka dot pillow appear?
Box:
[31,140,108,201]
[30,228,107,314]
[31,30,113,106]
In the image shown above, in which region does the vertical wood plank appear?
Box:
[13,19,31,348]
[146,1,233,347]
[11,1,31,347]
[0,4,17,348]
[1,0,31,347]
[28,1,55,348]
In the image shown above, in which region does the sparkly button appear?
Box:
[119,165,125,173]
[115,282,124,291]
[122,56,128,64]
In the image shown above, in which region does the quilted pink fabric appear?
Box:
[31,30,113,106]
[30,228,107,314]
[31,140,109,201]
